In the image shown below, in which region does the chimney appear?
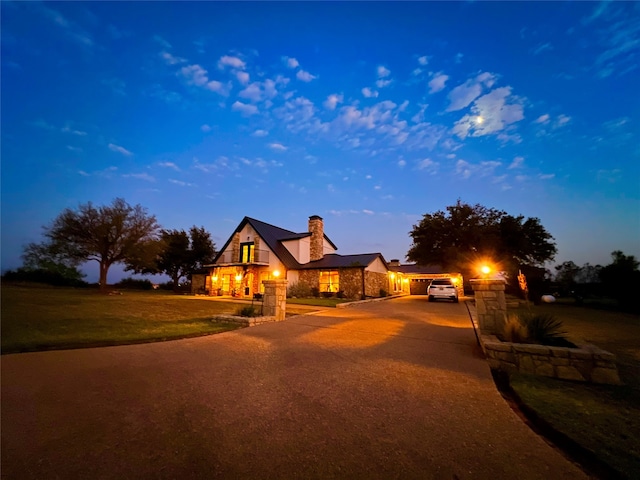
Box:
[389,259,401,267]
[308,215,324,262]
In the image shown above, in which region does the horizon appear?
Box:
[2,1,639,284]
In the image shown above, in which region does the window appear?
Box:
[240,242,254,263]
[319,270,339,293]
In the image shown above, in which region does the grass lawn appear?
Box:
[506,302,640,478]
[286,297,351,307]
[1,284,249,353]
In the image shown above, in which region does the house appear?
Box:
[386,260,464,297]
[191,215,411,299]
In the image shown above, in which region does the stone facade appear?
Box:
[470,279,507,335]
[308,215,324,262]
[231,232,240,263]
[297,270,320,291]
[365,271,388,297]
[339,268,365,299]
[482,335,621,385]
[262,279,288,321]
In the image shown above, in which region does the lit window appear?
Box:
[240,242,254,263]
[319,270,339,293]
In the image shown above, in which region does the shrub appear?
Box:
[336,290,345,299]
[1,268,88,287]
[321,291,333,298]
[502,315,529,343]
[311,287,320,298]
[115,277,153,290]
[379,288,388,297]
[237,305,260,317]
[521,313,567,345]
[287,282,312,298]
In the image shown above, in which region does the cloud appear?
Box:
[418,56,429,66]
[377,65,391,78]
[268,142,287,151]
[180,64,209,86]
[252,129,269,137]
[169,179,195,187]
[508,156,524,169]
[160,51,185,65]
[61,125,87,136]
[446,72,496,112]
[38,5,93,48]
[363,209,374,215]
[428,73,449,93]
[376,79,392,88]
[555,114,571,127]
[323,94,343,110]
[362,87,379,98]
[153,35,172,49]
[123,173,155,182]
[231,101,258,116]
[539,173,555,180]
[456,160,472,179]
[108,143,133,156]
[159,162,180,171]
[417,158,438,172]
[296,70,317,82]
[531,43,554,55]
[218,55,246,70]
[452,87,524,139]
[535,114,550,124]
[283,56,299,69]
[201,124,211,132]
[66,145,82,152]
[236,71,250,85]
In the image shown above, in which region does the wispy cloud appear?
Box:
[268,142,287,151]
[428,73,449,93]
[508,156,524,169]
[296,69,317,82]
[123,173,155,182]
[252,129,269,137]
[218,55,246,70]
[160,51,186,65]
[323,94,343,110]
[231,101,258,116]
[362,87,379,98]
[169,179,195,187]
[531,42,554,55]
[283,56,299,69]
[159,162,180,171]
[108,143,133,156]
[446,72,496,112]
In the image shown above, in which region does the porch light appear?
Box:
[389,273,395,279]
[451,277,459,284]
[212,276,218,282]
[480,265,491,276]
[403,278,409,283]
[273,270,281,278]
[235,274,242,282]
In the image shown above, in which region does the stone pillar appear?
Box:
[262,279,288,321]
[308,215,324,261]
[470,279,507,336]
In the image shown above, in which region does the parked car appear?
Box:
[428,278,459,303]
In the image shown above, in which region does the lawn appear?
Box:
[506,302,640,478]
[1,284,251,353]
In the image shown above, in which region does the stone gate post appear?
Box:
[469,279,507,336]
[262,279,288,321]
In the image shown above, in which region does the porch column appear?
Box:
[470,279,507,336]
[262,279,288,321]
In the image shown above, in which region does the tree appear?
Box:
[43,198,160,291]
[21,241,86,283]
[136,226,216,291]
[554,261,581,293]
[599,250,640,308]
[407,200,557,284]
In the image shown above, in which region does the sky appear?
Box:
[2,1,639,283]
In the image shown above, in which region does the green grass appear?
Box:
[506,302,640,478]
[1,284,245,353]
[286,297,351,307]
[510,374,640,478]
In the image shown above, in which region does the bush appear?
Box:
[287,282,312,298]
[311,287,320,298]
[501,312,568,346]
[115,277,153,290]
[321,291,333,298]
[237,305,260,317]
[502,315,528,343]
[1,268,88,288]
[379,288,388,297]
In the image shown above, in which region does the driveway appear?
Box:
[1,296,589,479]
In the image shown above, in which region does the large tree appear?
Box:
[42,198,160,291]
[407,200,557,280]
[128,226,216,291]
[599,250,640,307]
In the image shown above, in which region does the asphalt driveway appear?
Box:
[1,296,589,479]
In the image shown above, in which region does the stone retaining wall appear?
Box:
[212,314,280,327]
[482,334,621,385]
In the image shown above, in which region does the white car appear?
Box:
[427,278,459,303]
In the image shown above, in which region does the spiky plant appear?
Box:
[520,313,567,345]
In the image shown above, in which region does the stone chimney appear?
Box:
[388,259,401,267]
[308,215,324,262]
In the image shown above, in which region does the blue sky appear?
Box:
[2,1,639,282]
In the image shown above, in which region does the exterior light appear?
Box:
[235,274,242,282]
[389,273,395,279]
[212,276,218,282]
[451,277,459,284]
[273,270,281,278]
[481,265,491,276]
[403,278,409,283]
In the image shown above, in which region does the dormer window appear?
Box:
[240,242,254,263]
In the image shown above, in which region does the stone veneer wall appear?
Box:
[469,279,507,335]
[308,215,324,262]
[212,314,280,327]
[231,232,240,263]
[339,268,365,299]
[191,273,207,294]
[482,334,621,385]
[297,270,319,291]
[262,279,287,321]
[365,271,388,297]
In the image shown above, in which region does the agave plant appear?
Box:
[502,314,529,343]
[520,313,567,345]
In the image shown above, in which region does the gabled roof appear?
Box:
[299,253,387,270]
[390,264,446,274]
[212,216,338,270]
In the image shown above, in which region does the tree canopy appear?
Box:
[126,226,216,290]
[407,200,557,278]
[41,198,160,291]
